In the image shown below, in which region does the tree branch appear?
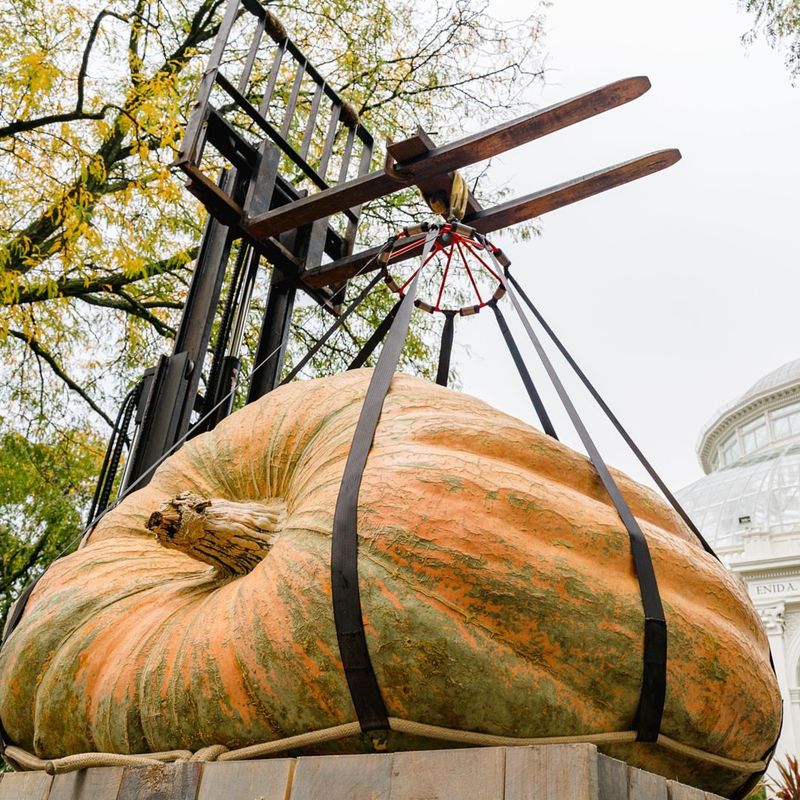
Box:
[6,247,198,306]
[6,528,51,586]
[7,329,114,427]
[78,291,176,338]
[128,0,148,86]
[0,10,128,140]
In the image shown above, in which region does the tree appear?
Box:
[740,0,800,79]
[0,427,102,626]
[0,0,547,628]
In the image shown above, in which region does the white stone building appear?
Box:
[677,358,800,762]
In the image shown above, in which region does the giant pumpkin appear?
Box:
[0,370,780,796]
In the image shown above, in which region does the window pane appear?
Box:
[720,433,740,466]
[773,415,791,440]
[772,401,800,420]
[770,404,800,441]
[742,416,766,433]
[742,421,768,454]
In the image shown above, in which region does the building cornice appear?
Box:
[697,382,800,473]
[730,556,800,579]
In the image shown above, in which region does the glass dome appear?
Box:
[678,357,800,549]
[677,443,800,549]
[742,359,800,404]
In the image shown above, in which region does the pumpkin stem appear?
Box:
[146,491,286,575]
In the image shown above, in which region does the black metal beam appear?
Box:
[247,271,297,402]
[122,352,190,489]
[122,172,237,489]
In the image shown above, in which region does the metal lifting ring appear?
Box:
[377,221,512,316]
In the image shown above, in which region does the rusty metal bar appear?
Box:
[316,102,342,183]
[280,61,306,139]
[337,125,357,184]
[300,82,324,160]
[258,39,288,117]
[177,0,242,166]
[237,14,265,92]
[344,136,374,253]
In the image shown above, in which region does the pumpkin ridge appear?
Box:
[98,592,203,754]
[400,423,695,547]
[358,547,569,669]
[360,554,612,737]
[23,560,199,668]
[360,540,637,669]
[229,574,287,741]
[136,582,228,752]
[28,576,207,755]
[122,593,206,753]
[252,381,365,501]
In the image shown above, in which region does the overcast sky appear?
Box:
[452,0,799,492]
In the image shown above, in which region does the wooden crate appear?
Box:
[0,745,729,800]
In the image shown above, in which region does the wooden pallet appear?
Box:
[0,745,728,800]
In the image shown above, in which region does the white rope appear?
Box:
[3,718,766,776]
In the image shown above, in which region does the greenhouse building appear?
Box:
[677,358,800,761]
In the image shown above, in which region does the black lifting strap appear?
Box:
[435,311,456,387]
[331,230,436,731]
[494,263,667,743]
[347,299,403,371]
[506,272,716,559]
[489,298,558,440]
